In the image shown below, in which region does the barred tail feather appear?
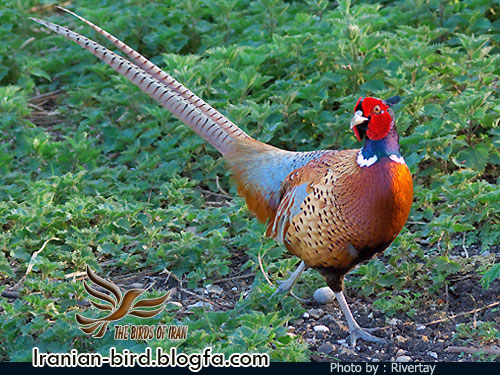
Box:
[57,7,250,142]
[32,17,240,155]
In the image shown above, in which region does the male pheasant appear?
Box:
[33,9,413,346]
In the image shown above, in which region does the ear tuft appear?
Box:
[354,96,363,113]
[385,96,401,107]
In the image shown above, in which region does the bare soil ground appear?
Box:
[156,245,500,362]
[5,246,497,362]
[302,274,500,362]
[154,259,500,363]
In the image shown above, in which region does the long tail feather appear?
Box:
[57,7,250,142]
[32,14,328,228]
[32,17,239,155]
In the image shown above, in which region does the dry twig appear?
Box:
[462,232,469,258]
[445,346,500,356]
[11,237,61,289]
[21,37,35,49]
[1,290,21,299]
[181,288,226,309]
[64,271,87,280]
[196,188,232,200]
[211,273,254,284]
[423,300,500,327]
[375,300,500,331]
[215,175,230,196]
[29,89,64,106]
[258,252,273,286]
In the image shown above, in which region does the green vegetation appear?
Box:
[1,0,499,362]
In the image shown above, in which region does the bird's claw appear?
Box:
[360,327,380,333]
[290,290,310,303]
[271,279,294,297]
[347,326,386,348]
[270,261,307,301]
[271,279,309,302]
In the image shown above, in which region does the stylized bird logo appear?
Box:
[75,265,171,338]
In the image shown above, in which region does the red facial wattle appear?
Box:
[366,110,391,140]
[360,97,392,141]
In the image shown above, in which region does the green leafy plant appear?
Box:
[1,0,499,362]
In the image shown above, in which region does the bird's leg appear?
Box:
[334,291,386,347]
[271,261,307,300]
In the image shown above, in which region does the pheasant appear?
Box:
[32,9,413,346]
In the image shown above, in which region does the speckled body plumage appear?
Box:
[35,11,414,345]
[228,143,413,292]
[273,149,413,291]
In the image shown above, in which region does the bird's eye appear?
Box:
[373,105,381,114]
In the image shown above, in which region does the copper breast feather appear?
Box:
[267,150,413,269]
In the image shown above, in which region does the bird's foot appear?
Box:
[270,261,308,302]
[271,278,309,302]
[272,277,296,295]
[347,326,386,348]
[289,290,309,303]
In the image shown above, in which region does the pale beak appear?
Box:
[350,110,368,129]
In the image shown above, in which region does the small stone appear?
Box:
[231,287,237,291]
[302,312,310,319]
[294,318,304,326]
[317,342,335,354]
[313,324,330,333]
[129,283,143,289]
[187,301,213,310]
[308,308,324,320]
[396,348,406,356]
[337,339,347,345]
[388,318,400,326]
[416,324,426,331]
[427,351,438,359]
[339,347,358,356]
[169,301,183,308]
[372,358,380,362]
[367,312,373,319]
[206,284,223,295]
[396,355,412,362]
[313,287,335,304]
